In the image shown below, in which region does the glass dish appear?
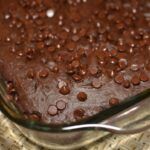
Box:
[0,1,149,149]
[0,74,149,149]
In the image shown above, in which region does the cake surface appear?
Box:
[0,0,149,124]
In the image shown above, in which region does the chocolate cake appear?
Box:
[0,0,149,124]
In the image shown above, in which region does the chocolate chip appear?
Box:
[118,58,128,69]
[36,32,44,42]
[46,9,55,18]
[36,42,44,49]
[52,66,59,73]
[130,64,139,71]
[32,13,39,20]
[59,31,68,40]
[109,98,120,106]
[41,58,47,64]
[59,86,70,95]
[44,39,52,47]
[29,114,41,121]
[114,74,124,84]
[15,38,23,45]
[77,92,87,102]
[110,49,118,57]
[139,72,149,82]
[39,69,49,78]
[35,18,44,25]
[117,22,124,30]
[109,58,118,65]
[72,35,80,42]
[10,46,16,53]
[107,69,116,78]
[47,61,56,70]
[4,13,11,20]
[5,37,11,42]
[66,66,75,75]
[26,48,35,60]
[123,80,130,88]
[47,46,55,53]
[131,75,140,85]
[66,41,76,51]
[92,78,102,89]
[57,80,67,89]
[118,45,126,52]
[27,69,35,79]
[117,52,127,60]
[73,108,85,120]
[56,100,66,110]
[11,19,17,26]
[18,52,23,57]
[16,21,23,29]
[78,28,87,37]
[89,66,98,76]
[71,60,80,68]
[55,55,63,62]
[70,11,81,22]
[72,74,82,82]
[79,68,87,76]
[48,105,58,116]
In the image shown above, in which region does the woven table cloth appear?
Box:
[0,112,149,150]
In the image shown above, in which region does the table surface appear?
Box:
[0,112,149,150]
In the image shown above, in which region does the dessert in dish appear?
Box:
[0,0,149,124]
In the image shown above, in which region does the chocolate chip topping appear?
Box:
[56,100,67,110]
[39,69,49,78]
[66,41,76,51]
[77,92,87,102]
[131,75,140,86]
[110,49,118,57]
[123,80,131,88]
[139,72,149,82]
[29,113,41,121]
[72,74,82,82]
[59,86,70,95]
[57,80,67,89]
[73,108,85,120]
[71,60,80,68]
[114,74,124,84]
[27,69,35,79]
[130,64,139,72]
[4,12,11,20]
[48,105,58,116]
[48,46,55,53]
[92,78,102,89]
[109,98,120,106]
[118,59,128,70]
[89,66,98,76]
[0,0,149,124]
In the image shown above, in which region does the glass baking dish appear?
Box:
[0,2,150,148]
[0,73,149,149]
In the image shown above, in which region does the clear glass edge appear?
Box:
[0,88,149,133]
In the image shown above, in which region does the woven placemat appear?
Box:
[0,112,149,150]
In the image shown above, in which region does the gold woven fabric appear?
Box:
[0,112,149,150]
